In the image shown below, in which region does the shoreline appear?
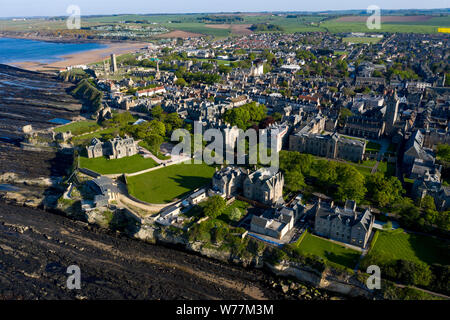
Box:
[2,37,149,72]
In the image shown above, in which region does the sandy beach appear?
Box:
[9,41,149,72]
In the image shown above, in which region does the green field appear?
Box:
[1,13,449,37]
[53,120,100,136]
[293,231,361,269]
[366,141,382,152]
[79,154,157,175]
[342,36,382,44]
[369,230,450,266]
[127,162,216,203]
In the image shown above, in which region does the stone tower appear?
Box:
[110,54,117,73]
[385,90,399,136]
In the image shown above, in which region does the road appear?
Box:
[0,202,286,300]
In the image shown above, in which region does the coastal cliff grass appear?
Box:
[53,120,100,136]
[127,162,216,204]
[79,154,157,175]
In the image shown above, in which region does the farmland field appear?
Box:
[342,37,382,44]
[1,13,449,37]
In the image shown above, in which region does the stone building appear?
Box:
[86,135,138,160]
[250,207,296,239]
[289,129,366,162]
[343,116,385,139]
[384,92,400,136]
[243,167,284,206]
[211,166,247,198]
[412,171,450,211]
[314,200,374,248]
[403,130,435,173]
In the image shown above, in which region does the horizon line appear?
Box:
[1,7,449,19]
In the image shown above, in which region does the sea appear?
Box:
[0,37,107,64]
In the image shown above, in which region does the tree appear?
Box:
[334,164,366,202]
[437,144,450,162]
[148,120,166,137]
[175,78,187,87]
[202,195,226,219]
[339,107,353,120]
[165,112,183,131]
[393,198,421,227]
[395,260,432,287]
[223,102,267,130]
[229,208,242,221]
[365,173,404,207]
[151,105,164,121]
[382,221,393,231]
[145,134,164,151]
[279,150,314,192]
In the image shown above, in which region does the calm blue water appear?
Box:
[0,38,107,64]
[49,118,72,125]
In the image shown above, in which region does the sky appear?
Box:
[1,0,448,18]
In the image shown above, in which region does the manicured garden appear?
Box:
[127,162,216,204]
[292,231,361,269]
[79,154,158,175]
[368,229,450,266]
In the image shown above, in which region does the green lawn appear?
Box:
[53,120,100,136]
[294,231,361,269]
[355,166,373,177]
[71,127,120,145]
[127,162,216,204]
[366,141,382,152]
[79,154,158,175]
[369,230,450,266]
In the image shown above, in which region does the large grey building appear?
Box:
[86,135,138,160]
[290,130,366,162]
[243,167,284,206]
[314,200,374,248]
[211,166,246,198]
